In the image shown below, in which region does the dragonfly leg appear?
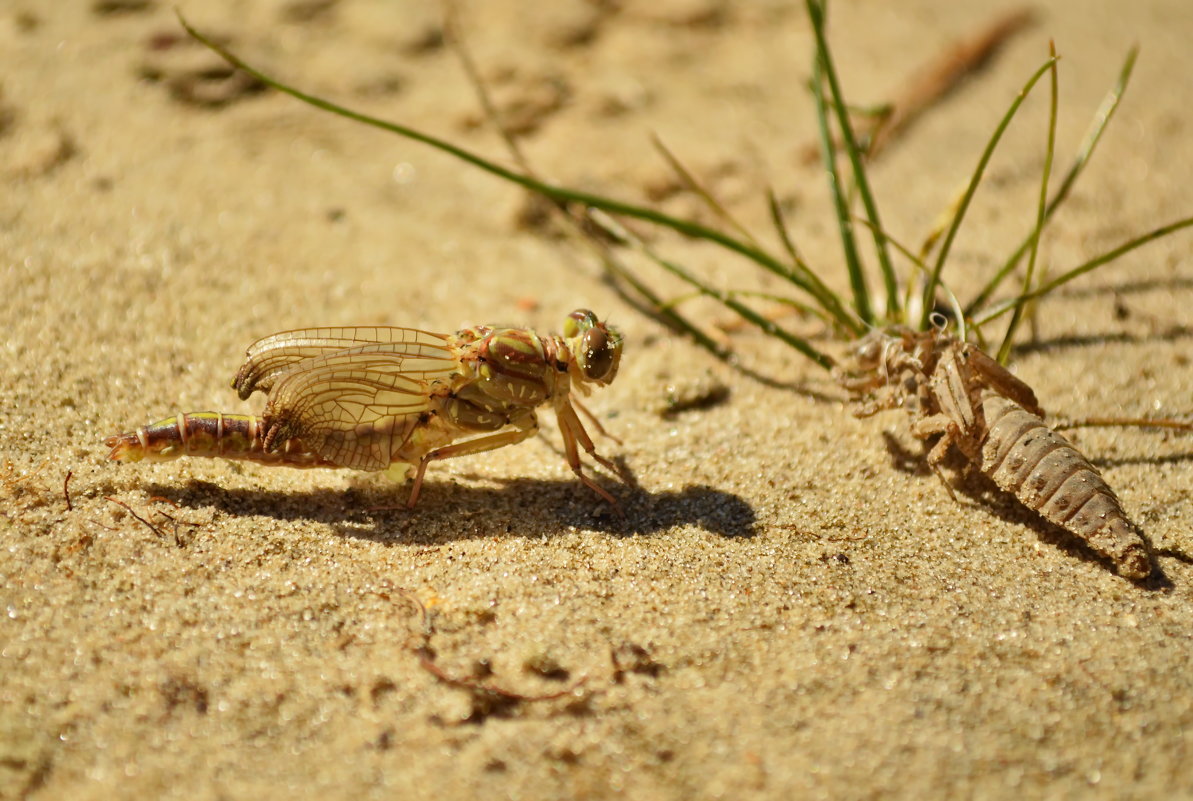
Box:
[406,420,539,508]
[572,397,622,445]
[555,401,624,513]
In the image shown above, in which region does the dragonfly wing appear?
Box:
[232,326,452,400]
[261,343,461,471]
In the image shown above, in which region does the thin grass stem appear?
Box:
[997,42,1058,363]
[808,17,870,324]
[443,9,724,358]
[918,56,1058,330]
[806,0,900,322]
[975,216,1193,328]
[590,211,834,368]
[181,13,862,337]
[966,47,1139,318]
[650,134,761,250]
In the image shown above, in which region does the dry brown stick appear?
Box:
[803,7,1035,163]
[415,648,585,702]
[105,496,166,538]
[63,470,73,512]
[1054,417,1193,433]
[375,587,586,703]
[868,7,1035,157]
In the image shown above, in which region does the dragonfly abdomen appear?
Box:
[105,412,337,468]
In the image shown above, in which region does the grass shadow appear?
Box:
[1011,322,1193,356]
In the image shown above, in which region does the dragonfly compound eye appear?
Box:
[579,325,621,383]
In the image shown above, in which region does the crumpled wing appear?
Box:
[260,342,461,471]
[232,326,452,400]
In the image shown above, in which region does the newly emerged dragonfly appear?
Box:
[105,309,626,509]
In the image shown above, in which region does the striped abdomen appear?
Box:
[105,412,337,469]
[978,394,1151,580]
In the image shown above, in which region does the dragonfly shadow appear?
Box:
[146,476,757,544]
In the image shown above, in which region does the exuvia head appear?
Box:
[563,309,622,385]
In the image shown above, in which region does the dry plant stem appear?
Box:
[866,8,1035,158]
[63,470,73,512]
[649,133,762,251]
[803,8,1034,163]
[387,588,586,703]
[416,649,585,703]
[1054,417,1193,433]
[106,496,165,539]
[0,459,49,492]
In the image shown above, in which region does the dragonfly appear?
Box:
[105,309,626,509]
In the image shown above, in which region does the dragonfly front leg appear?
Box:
[555,401,624,512]
[406,416,538,508]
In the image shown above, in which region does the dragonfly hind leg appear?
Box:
[405,419,539,508]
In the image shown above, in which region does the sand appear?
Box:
[2,1,1192,798]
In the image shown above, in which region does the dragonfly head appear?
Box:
[563,309,622,386]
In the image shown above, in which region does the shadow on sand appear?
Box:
[144,473,757,545]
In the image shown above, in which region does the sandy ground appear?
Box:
[2,0,1192,798]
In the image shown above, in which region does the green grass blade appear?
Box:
[808,14,870,325]
[443,13,725,360]
[763,188,854,332]
[595,246,730,358]
[855,215,967,340]
[650,134,761,249]
[767,188,803,267]
[973,215,1193,328]
[806,0,899,322]
[180,12,862,336]
[918,55,1059,330]
[591,211,834,369]
[660,288,832,326]
[997,42,1058,364]
[966,46,1139,318]
[1027,217,1193,303]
